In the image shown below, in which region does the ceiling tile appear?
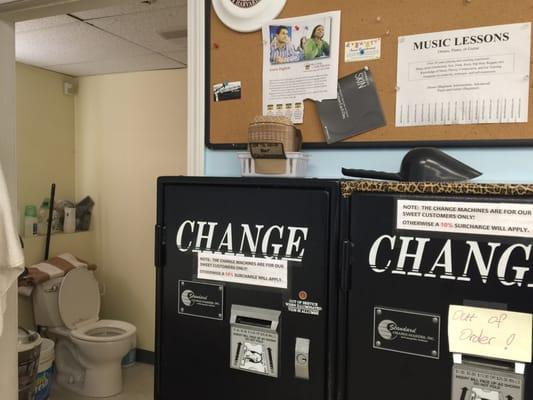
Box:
[45,52,184,76]
[15,1,186,76]
[163,50,186,64]
[88,5,186,54]
[16,20,151,67]
[15,15,76,33]
[72,0,186,21]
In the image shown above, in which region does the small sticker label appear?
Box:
[197,252,288,289]
[249,142,286,159]
[374,306,441,359]
[285,299,323,316]
[178,280,224,320]
[345,38,381,62]
[213,81,241,102]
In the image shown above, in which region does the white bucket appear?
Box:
[18,328,42,400]
[33,338,55,400]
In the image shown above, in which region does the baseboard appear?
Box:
[136,348,155,365]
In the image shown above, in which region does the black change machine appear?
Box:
[155,177,533,400]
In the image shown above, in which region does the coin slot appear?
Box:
[235,316,273,329]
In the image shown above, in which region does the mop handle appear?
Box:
[44,183,56,260]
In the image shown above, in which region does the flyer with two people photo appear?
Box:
[262,11,341,124]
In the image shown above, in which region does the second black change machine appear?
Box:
[154,177,533,400]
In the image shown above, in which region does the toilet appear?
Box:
[33,267,136,397]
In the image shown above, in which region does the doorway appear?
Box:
[1,1,189,398]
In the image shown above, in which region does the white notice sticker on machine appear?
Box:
[197,252,288,289]
[285,299,323,316]
[397,200,533,238]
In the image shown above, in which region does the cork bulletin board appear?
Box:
[206,0,533,149]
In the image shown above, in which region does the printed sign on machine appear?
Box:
[197,252,288,289]
[397,200,533,238]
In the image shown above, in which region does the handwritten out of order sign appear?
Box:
[448,305,532,363]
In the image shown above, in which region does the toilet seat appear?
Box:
[71,320,136,343]
[58,268,136,343]
[58,268,100,330]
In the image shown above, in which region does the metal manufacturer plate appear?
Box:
[452,363,524,400]
[178,280,224,320]
[373,306,441,359]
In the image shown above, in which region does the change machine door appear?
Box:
[155,177,339,400]
[341,182,533,400]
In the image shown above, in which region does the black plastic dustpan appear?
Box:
[342,148,481,182]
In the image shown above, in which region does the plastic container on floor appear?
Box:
[122,334,137,368]
[121,348,136,368]
[238,152,310,177]
[33,338,55,400]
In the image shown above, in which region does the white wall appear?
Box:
[17,63,76,222]
[75,69,187,351]
[16,63,82,329]
[0,18,19,400]
[14,64,187,352]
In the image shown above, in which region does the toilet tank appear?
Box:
[33,276,65,327]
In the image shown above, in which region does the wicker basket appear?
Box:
[248,116,302,152]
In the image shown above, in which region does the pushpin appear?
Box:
[376,16,382,22]
[385,29,391,36]
[213,43,219,49]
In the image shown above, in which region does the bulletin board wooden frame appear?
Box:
[205,0,533,149]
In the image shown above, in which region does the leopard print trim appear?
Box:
[341,180,533,198]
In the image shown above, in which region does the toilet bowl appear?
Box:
[33,268,136,397]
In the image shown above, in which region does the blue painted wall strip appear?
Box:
[205,148,533,182]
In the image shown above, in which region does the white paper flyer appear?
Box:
[262,11,341,124]
[396,23,531,127]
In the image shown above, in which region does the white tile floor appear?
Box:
[49,362,153,400]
